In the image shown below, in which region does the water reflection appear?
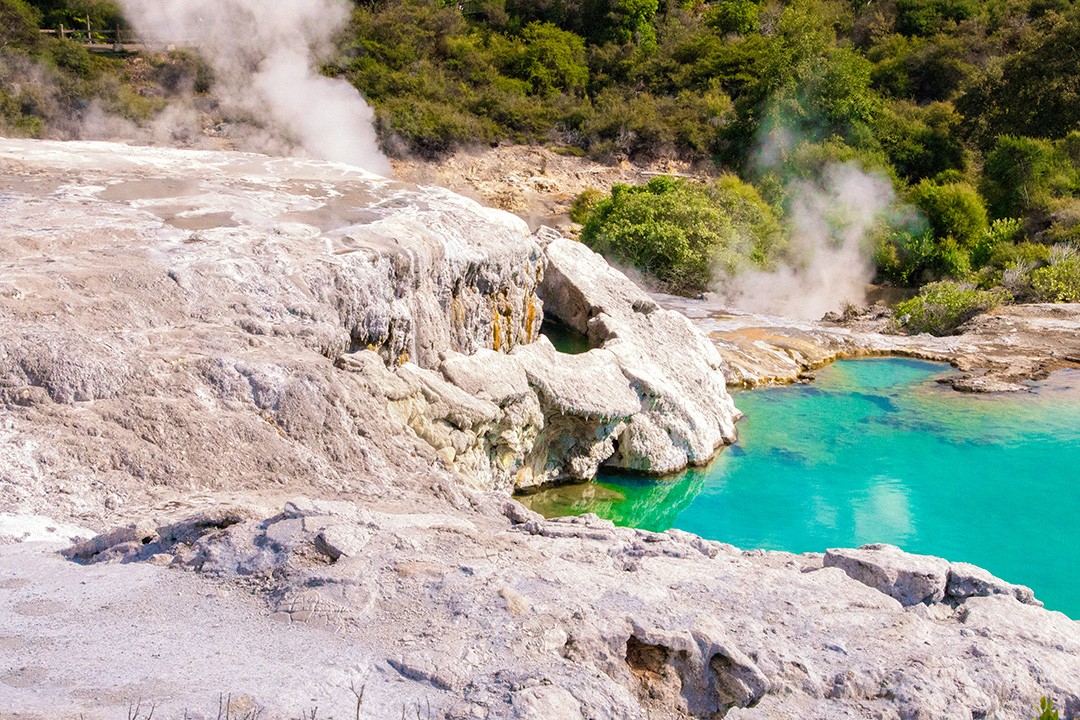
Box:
[520,469,707,532]
[852,476,915,545]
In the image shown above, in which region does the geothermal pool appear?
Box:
[522,358,1080,618]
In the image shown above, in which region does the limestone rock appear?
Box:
[439,349,533,403]
[656,294,1080,394]
[824,543,950,606]
[33,501,1079,720]
[538,234,740,474]
[947,561,1041,606]
[511,686,585,720]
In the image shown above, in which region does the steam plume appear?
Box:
[714,123,897,320]
[717,163,896,319]
[118,0,391,176]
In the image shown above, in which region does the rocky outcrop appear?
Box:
[657,294,1080,392]
[0,139,736,516]
[539,232,739,474]
[824,543,1042,608]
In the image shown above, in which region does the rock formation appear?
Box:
[8,498,1076,719]
[0,139,1077,720]
[0,139,737,514]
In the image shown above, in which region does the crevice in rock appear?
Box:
[709,651,767,714]
[626,636,683,704]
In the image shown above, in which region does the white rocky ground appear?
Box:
[656,294,1080,393]
[0,139,1077,719]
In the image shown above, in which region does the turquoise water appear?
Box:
[522,359,1080,618]
[540,318,592,354]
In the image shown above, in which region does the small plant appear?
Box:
[1036,696,1060,720]
[895,280,1009,335]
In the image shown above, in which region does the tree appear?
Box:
[981,135,1058,220]
[515,22,588,95]
[964,8,1080,142]
[876,100,966,182]
[579,176,783,293]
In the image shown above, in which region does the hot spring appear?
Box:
[522,358,1080,618]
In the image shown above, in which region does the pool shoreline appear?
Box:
[521,357,1080,618]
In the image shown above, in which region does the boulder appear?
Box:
[538,233,740,474]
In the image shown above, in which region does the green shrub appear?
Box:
[0,88,44,136]
[894,0,978,37]
[705,0,759,35]
[1028,257,1080,302]
[970,217,1024,268]
[1042,198,1080,247]
[981,135,1058,220]
[875,101,967,182]
[710,174,785,266]
[375,95,499,158]
[579,175,783,294]
[875,229,977,285]
[569,187,605,224]
[909,179,988,248]
[0,0,42,52]
[579,85,733,161]
[986,241,1051,272]
[895,280,1009,335]
[513,22,588,96]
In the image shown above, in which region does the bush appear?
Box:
[0,0,41,52]
[970,217,1024,269]
[579,175,783,293]
[569,187,605,223]
[705,0,759,36]
[513,22,588,96]
[875,229,976,285]
[875,100,967,182]
[895,280,1009,335]
[986,241,1051,272]
[579,85,733,161]
[1042,198,1080,246]
[710,174,785,266]
[1028,257,1080,302]
[894,0,978,37]
[909,179,988,248]
[981,135,1059,220]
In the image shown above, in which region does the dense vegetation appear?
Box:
[0,0,201,138]
[3,0,1080,332]
[336,0,1080,328]
[580,175,783,290]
